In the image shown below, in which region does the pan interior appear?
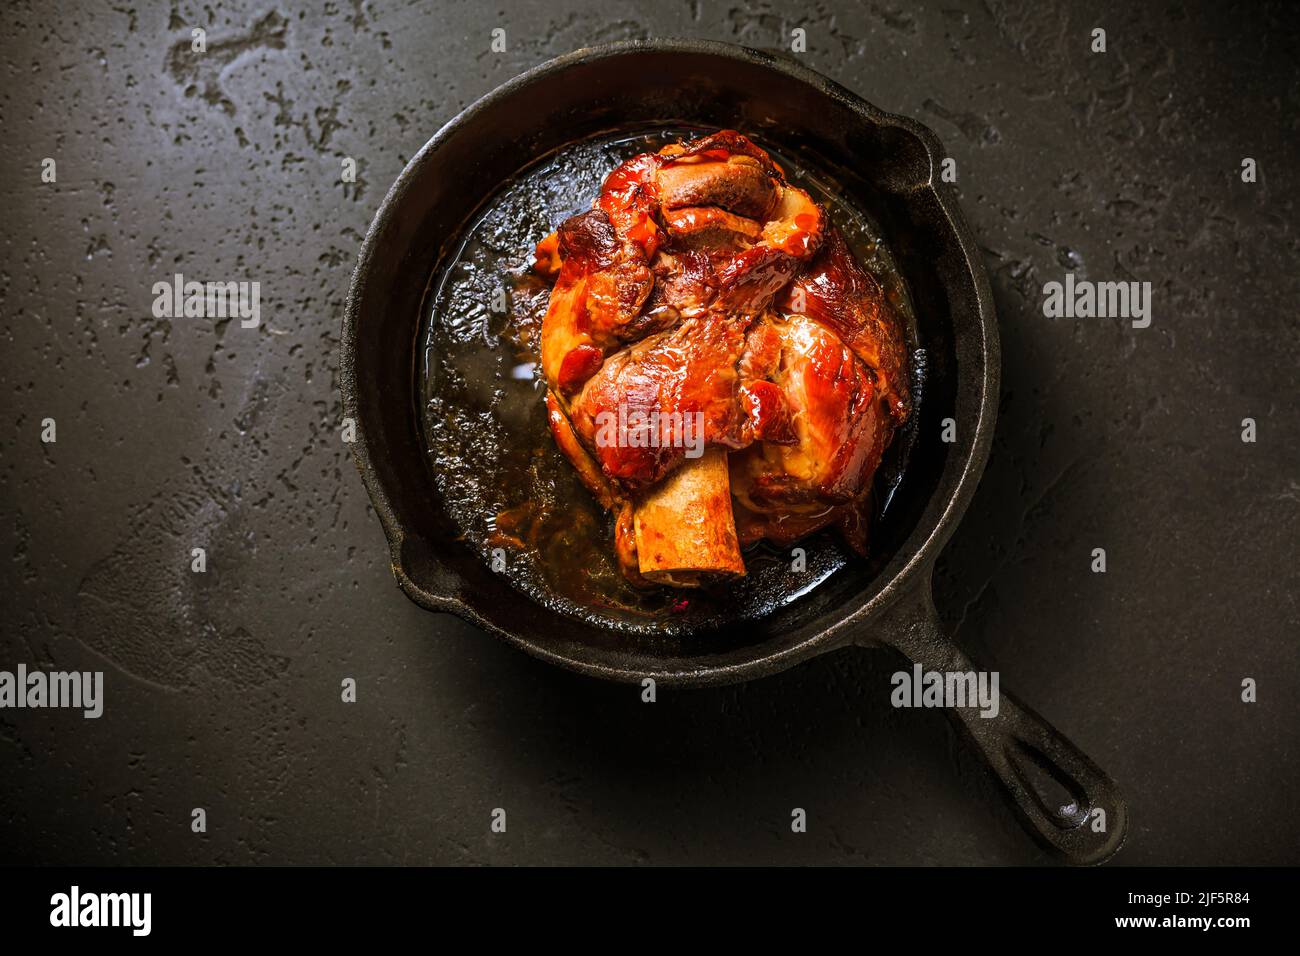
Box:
[416,124,939,639]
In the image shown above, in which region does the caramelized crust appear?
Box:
[530,130,911,584]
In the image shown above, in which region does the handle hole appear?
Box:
[1005,741,1090,828]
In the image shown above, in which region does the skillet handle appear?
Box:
[874,587,1128,865]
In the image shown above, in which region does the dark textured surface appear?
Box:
[2,0,1296,865]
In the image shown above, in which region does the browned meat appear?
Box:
[528,130,911,586]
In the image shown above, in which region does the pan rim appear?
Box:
[340,37,1001,684]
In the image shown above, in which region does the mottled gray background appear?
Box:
[2,0,1296,865]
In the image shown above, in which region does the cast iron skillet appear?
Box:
[341,39,1128,864]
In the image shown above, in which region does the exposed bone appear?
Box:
[633,447,746,587]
